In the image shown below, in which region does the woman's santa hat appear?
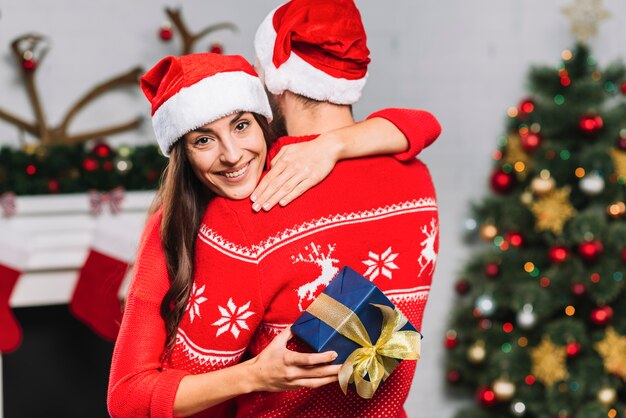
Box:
[254,0,370,105]
[140,53,272,156]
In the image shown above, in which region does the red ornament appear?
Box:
[48,179,59,193]
[210,42,224,54]
[159,25,173,41]
[571,282,586,297]
[83,158,98,172]
[549,246,569,263]
[22,58,37,72]
[455,279,470,295]
[103,161,113,171]
[490,169,515,194]
[521,133,542,152]
[476,386,497,407]
[579,114,604,135]
[447,369,461,384]
[146,170,158,182]
[590,306,613,326]
[25,164,37,175]
[566,341,581,358]
[485,263,500,278]
[617,137,626,151]
[505,232,524,247]
[578,240,603,263]
[518,98,535,115]
[622,248,626,262]
[444,332,458,349]
[93,142,112,158]
[620,81,626,95]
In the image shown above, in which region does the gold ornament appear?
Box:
[493,376,516,401]
[562,0,611,45]
[520,191,534,205]
[529,187,577,235]
[530,176,556,196]
[23,143,39,155]
[504,134,532,180]
[468,340,486,364]
[610,148,626,180]
[530,336,569,387]
[597,386,617,406]
[594,327,626,379]
[480,224,498,241]
[607,202,625,219]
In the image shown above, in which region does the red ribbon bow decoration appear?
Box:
[88,187,125,216]
[0,192,16,217]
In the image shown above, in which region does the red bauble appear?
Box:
[622,248,626,262]
[579,114,604,135]
[505,232,524,247]
[455,279,470,295]
[159,27,173,41]
[146,169,158,182]
[485,263,500,278]
[444,334,458,349]
[22,58,37,72]
[620,81,626,95]
[83,158,98,172]
[578,240,603,262]
[549,246,569,263]
[210,43,224,54]
[490,169,515,194]
[25,164,37,175]
[566,341,581,358]
[590,306,613,326]
[447,369,461,384]
[518,98,535,115]
[571,282,586,297]
[48,179,59,193]
[93,142,112,158]
[618,137,626,151]
[476,386,497,407]
[521,133,542,152]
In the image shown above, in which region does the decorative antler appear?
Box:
[165,7,237,55]
[0,34,144,146]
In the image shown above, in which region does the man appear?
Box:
[210,0,441,416]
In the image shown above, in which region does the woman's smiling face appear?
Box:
[183,112,267,200]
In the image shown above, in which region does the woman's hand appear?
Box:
[246,327,341,392]
[250,134,342,212]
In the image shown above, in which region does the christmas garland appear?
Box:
[0,141,166,195]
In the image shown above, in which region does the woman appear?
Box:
[108,53,439,417]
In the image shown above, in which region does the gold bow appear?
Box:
[305,292,421,399]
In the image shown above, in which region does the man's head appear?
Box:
[254,0,370,107]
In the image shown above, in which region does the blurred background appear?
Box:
[1,1,625,417]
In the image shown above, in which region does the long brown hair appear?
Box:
[152,113,273,358]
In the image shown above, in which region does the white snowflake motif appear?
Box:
[212,298,255,339]
[362,247,399,281]
[186,283,207,323]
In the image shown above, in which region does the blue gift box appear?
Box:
[291,266,419,366]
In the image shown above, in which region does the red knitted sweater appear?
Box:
[107,108,441,418]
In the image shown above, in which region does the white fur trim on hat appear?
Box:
[152,71,273,156]
[254,8,367,105]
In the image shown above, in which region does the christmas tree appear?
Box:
[444,2,626,418]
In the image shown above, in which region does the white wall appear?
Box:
[1,1,625,417]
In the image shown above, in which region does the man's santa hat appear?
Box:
[254,0,370,105]
[140,53,272,156]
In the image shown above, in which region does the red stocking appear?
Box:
[70,250,130,341]
[0,264,22,353]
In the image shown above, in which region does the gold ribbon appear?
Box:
[306,292,421,399]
